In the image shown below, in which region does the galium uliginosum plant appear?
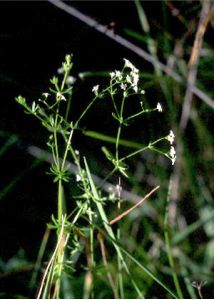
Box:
[16,55,177,299]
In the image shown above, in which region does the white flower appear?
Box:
[131,71,139,87]
[167,130,175,145]
[57,67,64,74]
[126,74,132,84]
[56,92,66,101]
[169,146,176,165]
[133,85,138,93]
[169,146,176,157]
[110,72,115,78]
[66,76,76,84]
[141,89,145,94]
[156,102,163,112]
[78,72,85,79]
[76,174,81,182]
[74,149,79,155]
[92,85,99,95]
[42,92,50,98]
[123,58,138,73]
[120,83,127,90]
[171,156,176,165]
[115,70,122,80]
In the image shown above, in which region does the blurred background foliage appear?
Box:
[0,1,213,298]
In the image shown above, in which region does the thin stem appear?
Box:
[61,69,69,91]
[61,129,73,170]
[84,158,144,299]
[125,109,145,121]
[120,145,149,162]
[115,124,122,161]
[53,115,60,167]
[109,80,119,117]
[115,94,127,161]
[88,207,95,298]
[65,91,72,121]
[57,180,63,223]
[37,216,67,299]
[74,96,98,128]
[30,228,50,289]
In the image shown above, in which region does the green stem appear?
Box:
[88,206,95,298]
[74,96,98,128]
[57,180,63,222]
[61,129,73,170]
[84,158,144,299]
[115,94,127,161]
[61,69,69,91]
[120,145,149,161]
[115,124,122,161]
[65,92,72,121]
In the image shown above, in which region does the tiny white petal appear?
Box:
[66,76,76,84]
[120,83,127,90]
[42,92,50,98]
[76,174,81,182]
[110,72,115,78]
[131,72,139,86]
[74,149,79,155]
[115,70,122,80]
[57,92,66,101]
[123,58,138,72]
[169,146,176,158]
[78,72,85,79]
[133,85,138,93]
[171,156,176,165]
[141,89,145,94]
[156,102,163,112]
[57,67,64,74]
[167,130,175,144]
[92,85,99,95]
[126,74,132,84]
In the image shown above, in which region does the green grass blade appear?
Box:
[83,130,144,149]
[0,135,18,157]
[84,157,144,298]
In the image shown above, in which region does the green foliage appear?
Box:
[15,54,176,298]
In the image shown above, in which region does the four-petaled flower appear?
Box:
[120,83,127,90]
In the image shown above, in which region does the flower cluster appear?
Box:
[169,146,176,165]
[91,57,176,167]
[167,130,175,145]
[109,58,145,96]
[167,131,176,165]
